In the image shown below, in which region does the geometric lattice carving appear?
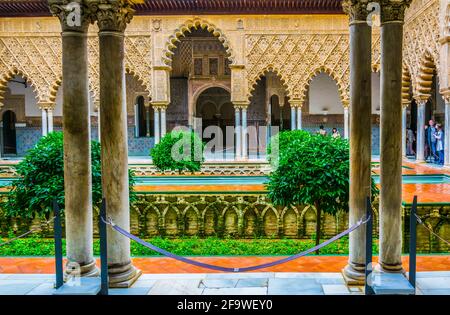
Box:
[403,0,440,97]
[0,36,62,107]
[161,18,234,66]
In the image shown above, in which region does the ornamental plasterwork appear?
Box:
[403,0,440,96]
[88,34,152,103]
[0,36,62,107]
[161,18,235,67]
[245,33,381,104]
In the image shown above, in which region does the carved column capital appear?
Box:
[88,0,136,33]
[289,100,304,109]
[38,101,56,111]
[49,0,91,32]
[233,102,250,110]
[342,0,371,23]
[379,0,412,24]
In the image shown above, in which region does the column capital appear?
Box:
[439,89,450,104]
[151,101,169,110]
[401,101,410,109]
[38,101,56,111]
[413,94,429,105]
[289,100,304,108]
[88,0,136,33]
[342,0,371,23]
[233,102,250,110]
[49,0,92,33]
[379,0,412,24]
[342,99,350,109]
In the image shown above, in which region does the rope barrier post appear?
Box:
[409,195,417,292]
[99,198,109,295]
[364,196,374,295]
[53,198,64,289]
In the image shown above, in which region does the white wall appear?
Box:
[7,76,97,117]
[308,73,343,114]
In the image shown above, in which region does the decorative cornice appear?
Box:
[380,0,412,23]
[88,0,136,33]
[48,0,91,32]
[342,0,371,23]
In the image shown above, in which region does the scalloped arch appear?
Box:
[0,68,40,108]
[299,66,348,105]
[415,49,436,100]
[247,66,291,101]
[161,18,235,66]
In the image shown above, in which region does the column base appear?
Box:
[342,264,365,286]
[64,259,100,280]
[376,262,404,274]
[108,263,142,288]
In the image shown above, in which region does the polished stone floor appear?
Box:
[0,271,449,295]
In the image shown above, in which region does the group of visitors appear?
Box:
[425,119,445,165]
[316,125,341,139]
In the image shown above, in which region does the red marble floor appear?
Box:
[0,256,449,274]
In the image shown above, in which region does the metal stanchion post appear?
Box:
[365,196,374,295]
[409,195,417,291]
[53,199,64,289]
[99,198,109,295]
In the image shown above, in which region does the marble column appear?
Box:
[154,107,160,144]
[235,106,242,160]
[401,104,408,157]
[41,108,48,136]
[379,0,411,273]
[160,107,167,139]
[291,106,296,130]
[416,99,426,162]
[241,106,248,159]
[145,104,150,137]
[445,98,450,166]
[49,1,98,276]
[296,106,302,130]
[47,108,54,133]
[94,0,141,287]
[343,104,350,139]
[342,0,372,284]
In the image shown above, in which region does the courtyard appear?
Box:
[0,0,449,301]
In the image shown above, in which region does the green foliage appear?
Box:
[1,131,136,218]
[0,236,381,257]
[267,130,379,214]
[150,130,205,174]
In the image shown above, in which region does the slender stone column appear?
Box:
[235,106,241,160]
[93,0,141,287]
[291,106,296,130]
[49,1,98,276]
[416,99,426,162]
[145,104,150,137]
[342,0,372,284]
[41,108,48,136]
[95,102,101,142]
[379,0,411,273]
[401,104,408,157]
[47,108,54,133]
[160,107,167,139]
[445,97,450,166]
[154,107,160,143]
[296,106,302,130]
[241,106,248,159]
[343,103,350,139]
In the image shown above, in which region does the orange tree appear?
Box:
[267,130,378,253]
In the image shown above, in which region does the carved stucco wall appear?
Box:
[0,5,447,110]
[403,0,442,99]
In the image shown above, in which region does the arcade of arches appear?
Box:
[0,0,448,287]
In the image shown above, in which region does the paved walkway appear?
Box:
[1,271,449,295]
[1,256,449,274]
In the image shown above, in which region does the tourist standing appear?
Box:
[434,124,444,165]
[317,125,327,136]
[406,127,415,155]
[331,127,340,138]
[426,119,437,162]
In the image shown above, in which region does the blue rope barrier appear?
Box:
[102,215,370,273]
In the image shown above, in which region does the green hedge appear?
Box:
[0,236,380,256]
